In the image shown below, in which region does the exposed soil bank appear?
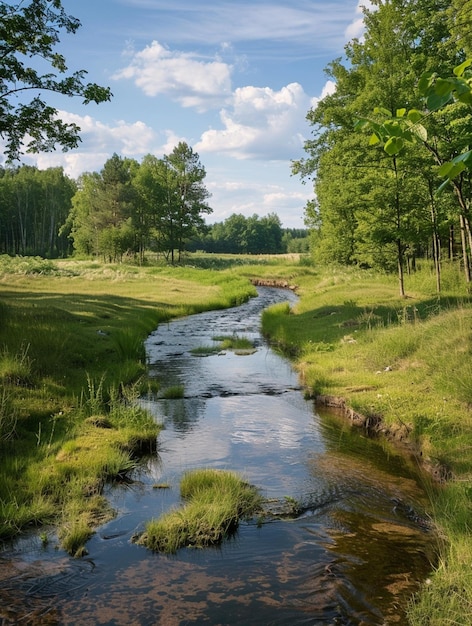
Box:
[251,278,297,290]
[315,394,450,483]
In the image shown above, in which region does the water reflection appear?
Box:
[0,287,435,625]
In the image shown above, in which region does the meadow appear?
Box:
[0,255,256,554]
[1,252,472,622]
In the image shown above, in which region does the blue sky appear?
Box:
[20,0,371,228]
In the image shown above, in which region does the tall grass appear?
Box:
[0,387,18,442]
[0,343,33,386]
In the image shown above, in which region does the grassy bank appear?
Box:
[0,256,256,554]
[256,261,472,625]
[2,252,472,622]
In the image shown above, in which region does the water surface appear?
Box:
[0,287,435,625]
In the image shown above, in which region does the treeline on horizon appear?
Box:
[4,0,472,280]
[0,147,308,261]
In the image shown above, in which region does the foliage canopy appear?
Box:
[0,0,111,161]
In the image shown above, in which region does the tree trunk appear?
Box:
[397,238,405,297]
[393,157,405,297]
[428,183,441,293]
[452,180,471,283]
[459,213,471,283]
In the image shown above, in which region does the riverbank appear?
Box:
[0,256,256,553]
[251,261,472,625]
[1,254,471,623]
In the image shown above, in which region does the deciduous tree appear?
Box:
[0,0,111,161]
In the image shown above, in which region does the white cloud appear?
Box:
[203,159,311,228]
[113,41,233,111]
[119,1,357,55]
[309,79,337,109]
[20,111,162,178]
[345,1,376,41]
[195,82,311,160]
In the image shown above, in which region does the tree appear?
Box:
[0,164,75,255]
[356,57,472,287]
[162,142,212,263]
[132,154,166,263]
[63,171,101,256]
[0,0,111,161]
[294,0,463,295]
[66,154,138,261]
[448,0,472,56]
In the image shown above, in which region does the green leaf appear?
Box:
[411,124,427,142]
[454,59,472,77]
[373,106,391,117]
[396,108,406,118]
[437,178,451,194]
[383,120,404,137]
[384,136,404,156]
[435,77,456,96]
[426,92,453,111]
[451,149,472,166]
[418,71,434,94]
[353,118,370,131]
[407,109,423,123]
[369,133,380,146]
[456,91,472,106]
[437,161,466,178]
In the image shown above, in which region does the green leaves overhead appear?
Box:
[295,0,472,291]
[356,59,472,188]
[0,1,112,161]
[419,59,472,110]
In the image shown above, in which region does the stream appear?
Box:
[0,287,435,625]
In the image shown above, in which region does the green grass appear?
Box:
[3,253,472,619]
[190,335,255,356]
[214,334,254,351]
[161,384,185,399]
[0,256,257,551]
[190,345,221,356]
[136,468,263,553]
[258,262,472,624]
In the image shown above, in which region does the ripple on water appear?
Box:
[0,288,436,625]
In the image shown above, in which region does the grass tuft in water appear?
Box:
[136,468,263,553]
[161,385,185,399]
[212,334,254,351]
[190,345,221,356]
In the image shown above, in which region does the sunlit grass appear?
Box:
[258,262,472,625]
[137,469,263,553]
[3,254,472,618]
[214,334,254,351]
[0,257,257,549]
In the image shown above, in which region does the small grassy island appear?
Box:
[135,468,263,553]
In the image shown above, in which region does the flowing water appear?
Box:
[0,287,435,625]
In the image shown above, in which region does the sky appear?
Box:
[18,0,371,229]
